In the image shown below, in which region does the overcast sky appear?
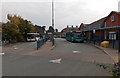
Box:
[1,0,120,31]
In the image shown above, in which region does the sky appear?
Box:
[1,0,120,31]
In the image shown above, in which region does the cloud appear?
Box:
[2,2,51,29]
[2,0,119,31]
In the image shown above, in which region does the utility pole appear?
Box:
[52,0,54,29]
[52,0,55,46]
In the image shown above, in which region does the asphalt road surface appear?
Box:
[2,38,113,76]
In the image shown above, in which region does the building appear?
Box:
[79,17,106,41]
[103,11,120,48]
[54,32,61,38]
[61,25,79,38]
[79,11,120,49]
[0,22,2,40]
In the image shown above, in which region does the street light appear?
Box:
[52,0,55,46]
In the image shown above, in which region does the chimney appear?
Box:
[76,25,78,28]
[67,25,69,28]
[72,25,73,28]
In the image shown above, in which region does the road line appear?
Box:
[73,51,81,54]
[49,58,62,64]
[0,53,5,55]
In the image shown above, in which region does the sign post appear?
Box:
[118,28,120,63]
[118,1,120,62]
[93,29,96,45]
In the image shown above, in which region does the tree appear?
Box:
[2,14,35,42]
[49,26,54,33]
[42,26,46,35]
[55,29,58,32]
[35,25,46,35]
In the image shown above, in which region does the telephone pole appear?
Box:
[52,0,55,46]
[52,0,54,29]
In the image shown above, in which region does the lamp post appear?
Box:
[52,0,54,29]
[52,0,54,46]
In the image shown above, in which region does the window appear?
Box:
[109,32,117,40]
[111,16,115,22]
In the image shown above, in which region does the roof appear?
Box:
[61,27,79,32]
[79,23,89,30]
[104,11,120,22]
[112,11,120,15]
[83,17,106,31]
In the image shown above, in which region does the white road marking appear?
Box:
[0,53,5,55]
[73,51,81,54]
[49,58,62,64]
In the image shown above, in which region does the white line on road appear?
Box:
[0,53,5,55]
[73,51,81,54]
[49,58,62,64]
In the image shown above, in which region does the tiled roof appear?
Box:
[61,27,79,32]
[112,11,120,15]
[83,17,106,31]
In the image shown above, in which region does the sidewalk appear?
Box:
[94,44,119,63]
[3,40,55,55]
[28,40,55,55]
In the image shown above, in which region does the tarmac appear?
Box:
[3,39,119,64]
[36,40,119,64]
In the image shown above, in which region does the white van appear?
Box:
[27,33,40,41]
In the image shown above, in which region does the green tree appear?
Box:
[2,14,35,42]
[49,26,54,33]
[55,29,58,32]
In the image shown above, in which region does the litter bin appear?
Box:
[101,41,109,47]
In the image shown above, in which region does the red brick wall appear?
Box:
[95,30,101,38]
[105,12,120,26]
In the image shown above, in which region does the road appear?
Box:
[2,38,113,76]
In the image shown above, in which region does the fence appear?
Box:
[87,38,119,49]
[37,37,49,50]
[52,38,55,46]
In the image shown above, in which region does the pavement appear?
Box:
[2,40,53,55]
[88,43,119,63]
[28,40,54,55]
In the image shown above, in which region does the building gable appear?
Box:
[104,11,120,27]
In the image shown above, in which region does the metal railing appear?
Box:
[52,38,55,46]
[37,37,49,50]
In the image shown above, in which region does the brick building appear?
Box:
[61,25,79,38]
[79,11,120,49]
